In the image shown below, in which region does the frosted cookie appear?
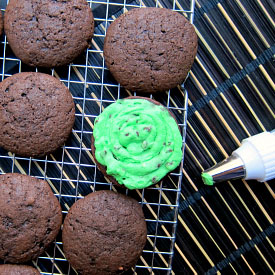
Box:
[91,96,183,189]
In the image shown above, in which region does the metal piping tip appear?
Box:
[202,154,246,185]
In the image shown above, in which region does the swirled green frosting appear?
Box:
[93,98,183,189]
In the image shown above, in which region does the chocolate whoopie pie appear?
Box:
[0,264,40,275]
[0,72,75,157]
[4,0,94,67]
[103,7,198,93]
[0,173,62,263]
[91,96,183,189]
[62,190,147,275]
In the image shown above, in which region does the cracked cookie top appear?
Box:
[103,7,197,93]
[62,190,147,275]
[0,173,62,263]
[0,264,40,275]
[0,72,75,157]
[4,0,94,67]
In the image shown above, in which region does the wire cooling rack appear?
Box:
[0,0,195,274]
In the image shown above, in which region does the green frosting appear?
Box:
[93,98,183,189]
[201,173,214,186]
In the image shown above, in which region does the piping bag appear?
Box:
[202,130,275,185]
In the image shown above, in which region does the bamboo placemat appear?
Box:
[172,0,275,274]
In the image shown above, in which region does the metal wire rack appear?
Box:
[0,0,195,274]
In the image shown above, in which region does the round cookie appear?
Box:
[4,0,94,67]
[0,72,75,157]
[0,173,62,263]
[0,264,40,275]
[91,96,183,189]
[103,7,198,93]
[62,190,147,275]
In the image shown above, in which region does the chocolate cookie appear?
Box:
[103,7,197,93]
[62,190,147,275]
[0,173,62,263]
[0,72,75,157]
[91,96,183,189]
[0,12,3,36]
[0,264,40,275]
[4,0,94,67]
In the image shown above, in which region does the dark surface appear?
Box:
[0,72,75,157]
[173,0,275,274]
[0,264,40,275]
[104,7,197,93]
[0,12,3,36]
[62,190,147,275]
[0,173,62,263]
[4,0,94,67]
[0,0,274,274]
